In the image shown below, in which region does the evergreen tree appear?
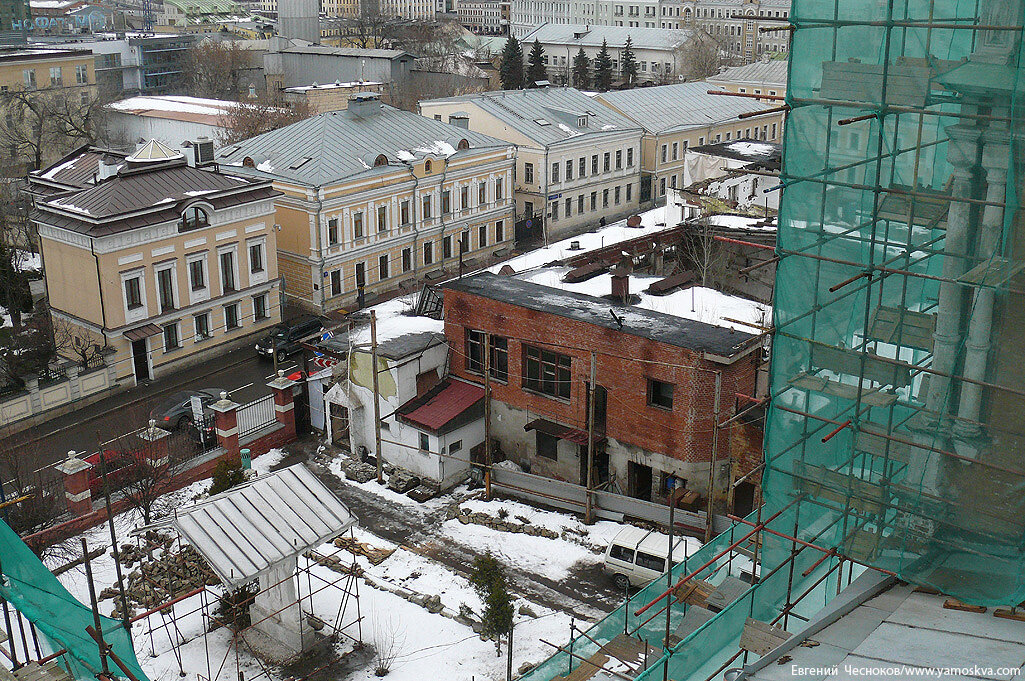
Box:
[499,35,525,90]
[621,35,638,87]
[470,551,514,655]
[572,48,591,88]
[594,39,614,91]
[526,39,548,85]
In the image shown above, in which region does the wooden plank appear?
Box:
[789,372,898,406]
[867,306,936,351]
[792,461,891,516]
[810,344,913,388]
[943,598,986,613]
[739,617,791,656]
[854,423,911,463]
[673,579,715,606]
[706,576,750,611]
[957,257,1025,287]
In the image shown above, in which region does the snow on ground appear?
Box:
[706,214,776,231]
[0,306,10,328]
[459,497,627,552]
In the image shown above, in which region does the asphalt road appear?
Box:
[4,346,306,479]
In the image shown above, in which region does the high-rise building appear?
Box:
[0,0,29,45]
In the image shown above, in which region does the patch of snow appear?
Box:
[51,199,92,216]
[0,306,11,328]
[556,123,582,137]
[415,140,457,158]
[183,189,215,197]
[13,249,40,273]
[357,157,371,170]
[156,197,175,204]
[395,149,416,162]
[107,95,236,118]
[256,159,274,173]
[600,124,618,130]
[706,214,776,231]
[39,155,81,180]
[345,294,445,346]
[726,141,776,156]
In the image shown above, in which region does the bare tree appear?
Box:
[0,87,104,172]
[371,607,405,676]
[179,41,255,100]
[0,435,72,558]
[674,31,741,81]
[680,214,732,290]
[50,312,106,369]
[104,427,197,525]
[351,0,390,49]
[388,18,463,58]
[217,97,314,146]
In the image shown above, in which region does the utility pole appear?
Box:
[371,310,383,485]
[81,538,109,677]
[704,371,723,543]
[584,351,597,524]
[484,332,492,500]
[506,621,514,681]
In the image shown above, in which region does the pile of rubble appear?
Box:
[338,456,441,501]
[102,541,219,619]
[333,535,394,565]
[445,506,561,539]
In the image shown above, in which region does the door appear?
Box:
[586,384,608,433]
[330,402,349,446]
[131,339,150,382]
[628,461,653,501]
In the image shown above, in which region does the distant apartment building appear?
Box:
[706,56,788,100]
[32,139,282,385]
[456,0,509,35]
[0,0,29,44]
[596,82,784,205]
[68,34,198,97]
[215,94,516,314]
[420,86,643,241]
[518,24,697,85]
[511,0,790,61]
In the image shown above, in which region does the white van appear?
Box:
[603,526,691,589]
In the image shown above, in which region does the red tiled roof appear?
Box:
[399,379,484,432]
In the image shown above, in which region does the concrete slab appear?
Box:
[811,604,888,650]
[887,592,1025,644]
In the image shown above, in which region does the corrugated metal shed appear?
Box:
[169,464,355,588]
[597,82,772,134]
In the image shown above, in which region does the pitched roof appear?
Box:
[422,87,642,146]
[29,146,128,194]
[278,44,413,60]
[443,272,760,357]
[597,82,772,134]
[216,104,511,187]
[397,378,484,434]
[707,59,789,88]
[520,23,695,51]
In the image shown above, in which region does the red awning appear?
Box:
[399,379,484,432]
[524,418,600,446]
[124,323,162,342]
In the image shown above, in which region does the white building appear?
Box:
[103,95,236,148]
[680,139,781,213]
[456,0,509,34]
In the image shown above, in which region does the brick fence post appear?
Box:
[267,370,297,438]
[55,450,92,517]
[137,419,171,466]
[211,391,240,459]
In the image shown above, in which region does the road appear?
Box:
[4,346,305,479]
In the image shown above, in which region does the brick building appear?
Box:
[441,270,763,503]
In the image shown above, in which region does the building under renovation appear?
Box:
[519,0,1025,678]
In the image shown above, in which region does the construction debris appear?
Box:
[333,535,395,565]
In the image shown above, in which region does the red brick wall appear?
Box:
[444,287,761,466]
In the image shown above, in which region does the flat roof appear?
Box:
[443,272,760,358]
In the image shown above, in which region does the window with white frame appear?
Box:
[155,264,176,312]
[224,302,240,330]
[162,322,180,351]
[194,312,211,340]
[253,293,269,321]
[218,247,237,293]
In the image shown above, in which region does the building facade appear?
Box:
[33,139,282,385]
[217,94,517,314]
[420,87,643,240]
[442,272,762,501]
[596,82,784,206]
[706,56,788,100]
[456,0,509,35]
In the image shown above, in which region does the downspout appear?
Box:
[542,145,550,245]
[90,240,108,340]
[314,185,324,311]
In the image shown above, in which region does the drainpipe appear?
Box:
[90,240,108,341]
[410,170,421,283]
[314,186,325,312]
[541,146,550,245]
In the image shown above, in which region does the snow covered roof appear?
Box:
[106,95,238,126]
[689,139,781,164]
[520,23,696,51]
[166,464,355,588]
[707,59,789,89]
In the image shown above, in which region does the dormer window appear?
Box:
[374,154,388,167]
[457,139,470,150]
[180,206,209,232]
[424,159,433,173]
[577,115,588,128]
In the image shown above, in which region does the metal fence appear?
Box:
[236,395,276,439]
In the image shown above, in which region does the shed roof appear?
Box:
[597,82,771,134]
[168,464,355,588]
[397,378,484,434]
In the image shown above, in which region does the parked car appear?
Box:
[255,317,324,362]
[603,526,691,589]
[149,388,221,442]
[85,450,139,497]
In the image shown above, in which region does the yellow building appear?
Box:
[216,93,517,314]
[281,80,389,114]
[31,140,282,385]
[0,45,98,173]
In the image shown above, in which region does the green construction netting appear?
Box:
[764,0,1025,607]
[0,520,149,681]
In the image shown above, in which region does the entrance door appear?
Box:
[628,461,653,501]
[131,339,150,382]
[330,402,349,446]
[734,481,756,517]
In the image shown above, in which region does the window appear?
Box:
[460,230,469,254]
[627,148,634,166]
[579,157,586,177]
[565,197,572,217]
[672,142,678,160]
[647,378,674,409]
[249,242,264,273]
[609,544,635,563]
[577,194,584,213]
[524,162,534,183]
[537,431,559,460]
[424,159,432,173]
[419,432,430,451]
[551,162,560,183]
[194,313,210,340]
[478,181,486,204]
[253,293,268,321]
[189,259,205,291]
[449,440,462,453]
[636,552,666,572]
[565,160,573,181]
[590,155,598,176]
[626,183,633,202]
[495,178,503,200]
[478,223,487,249]
[219,251,235,292]
[180,206,208,232]
[615,150,622,169]
[377,205,387,232]
[441,190,451,214]
[355,262,366,288]
[590,192,597,210]
[224,303,240,330]
[75,64,89,85]
[163,323,180,351]
[330,269,342,296]
[614,186,621,204]
[402,247,412,273]
[353,212,364,239]
[328,218,339,245]
[495,220,504,243]
[551,200,558,221]
[602,188,609,208]
[378,254,389,280]
[22,69,35,89]
[422,195,432,219]
[49,66,62,86]
[443,235,453,259]
[157,267,175,312]
[423,241,433,265]
[125,277,142,309]
[523,345,571,399]
[603,152,611,172]
[660,177,667,195]
[771,123,777,139]
[400,200,410,225]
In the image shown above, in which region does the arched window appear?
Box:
[180,206,209,232]
[374,154,388,167]
[242,156,255,168]
[457,138,470,150]
[424,159,433,173]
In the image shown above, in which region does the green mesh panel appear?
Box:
[0,521,149,681]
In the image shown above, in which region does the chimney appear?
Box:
[610,253,633,303]
[97,154,121,181]
[348,92,381,117]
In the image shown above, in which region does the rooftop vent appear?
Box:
[568,240,582,250]
[610,253,633,304]
[449,111,469,129]
[348,92,381,117]
[534,79,551,88]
